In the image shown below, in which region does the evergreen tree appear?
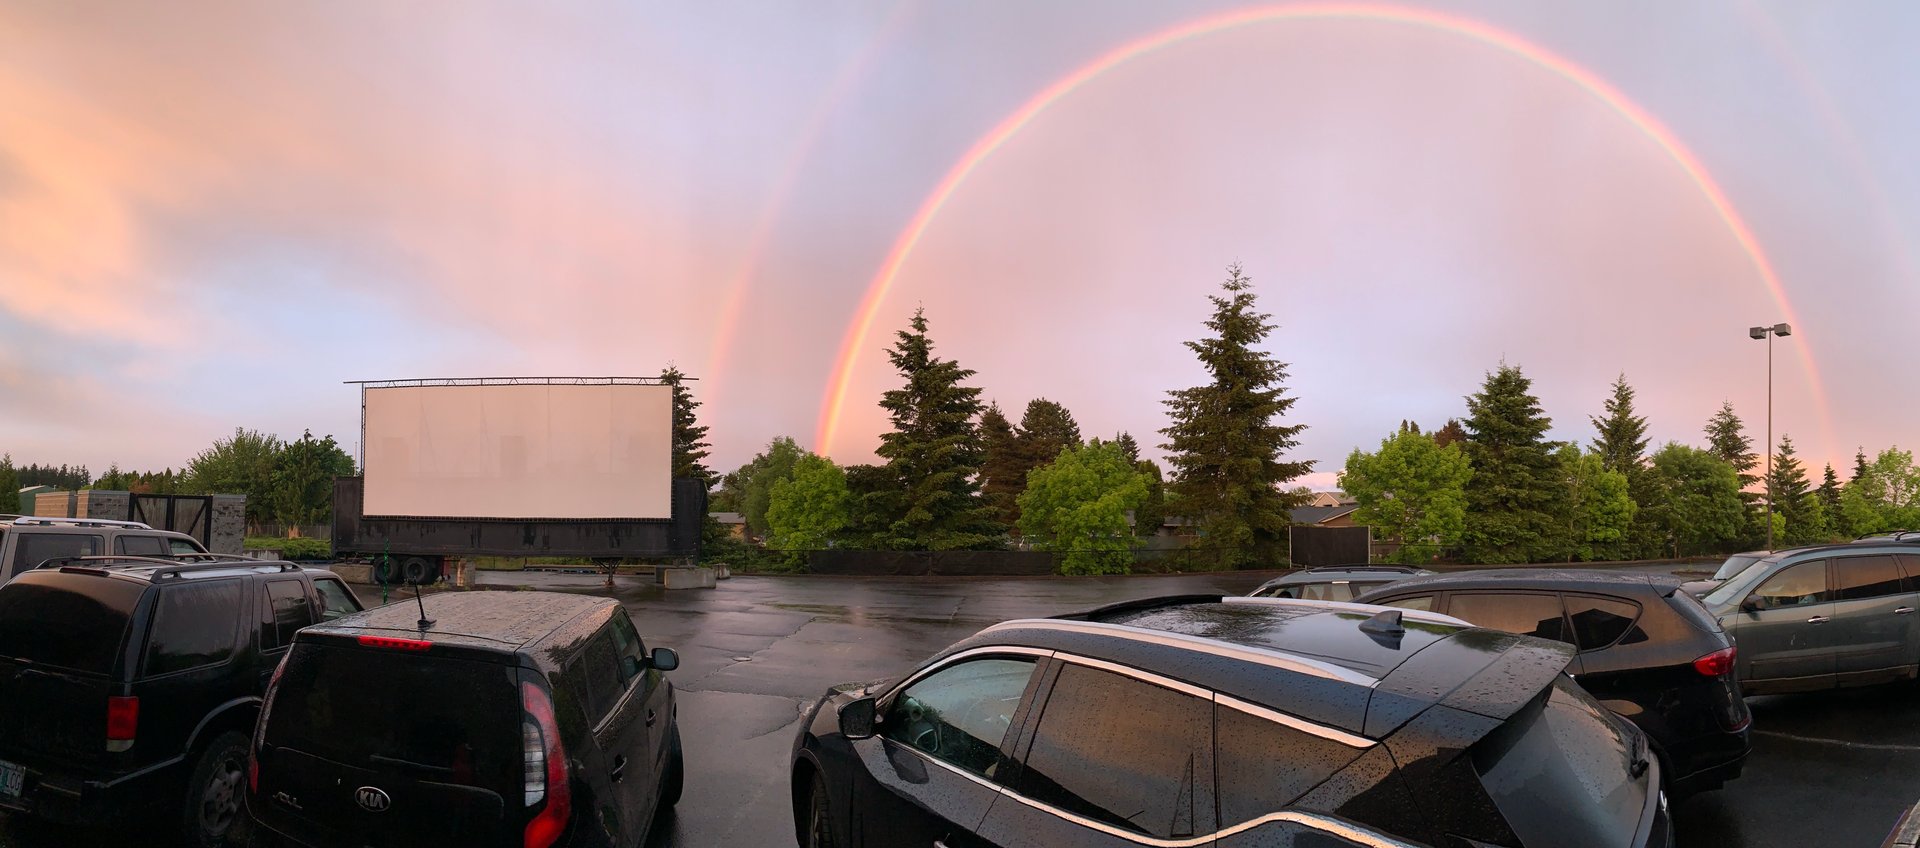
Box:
[0,455,17,513]
[1818,463,1847,539]
[1114,432,1143,464]
[1768,435,1819,544]
[658,366,711,482]
[978,403,1023,528]
[868,308,997,550]
[1590,374,1650,477]
[1159,265,1312,565]
[1703,401,1759,487]
[1017,399,1081,462]
[1460,364,1566,564]
[1852,447,1871,485]
[1432,419,1468,449]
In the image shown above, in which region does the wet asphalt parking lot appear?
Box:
[7,569,1920,847]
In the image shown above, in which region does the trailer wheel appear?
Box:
[372,557,400,584]
[400,556,439,584]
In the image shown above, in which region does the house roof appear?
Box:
[1288,504,1361,525]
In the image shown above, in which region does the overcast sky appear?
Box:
[3,0,1915,487]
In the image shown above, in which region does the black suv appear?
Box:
[0,555,363,846]
[793,595,1670,848]
[250,591,684,848]
[1355,569,1750,797]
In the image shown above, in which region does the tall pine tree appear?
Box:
[1703,401,1761,542]
[1818,463,1848,539]
[1160,265,1311,565]
[1852,447,1871,485]
[868,308,997,550]
[1590,374,1650,476]
[1017,399,1082,466]
[1432,419,1468,449]
[1461,364,1566,564]
[659,366,711,482]
[978,403,1023,528]
[1768,435,1819,544]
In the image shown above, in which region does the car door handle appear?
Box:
[1807,615,1830,624]
[610,755,626,784]
[1896,608,1916,615]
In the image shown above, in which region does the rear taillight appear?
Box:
[522,680,571,848]
[1693,646,1736,677]
[358,635,433,651]
[106,696,139,752]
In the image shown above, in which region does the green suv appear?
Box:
[1702,533,1920,694]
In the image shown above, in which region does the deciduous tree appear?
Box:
[1460,364,1565,563]
[766,453,851,565]
[1160,265,1312,565]
[1841,448,1920,534]
[1643,443,1747,557]
[271,430,356,529]
[1018,441,1148,575]
[1340,425,1472,564]
[719,437,805,537]
[188,428,284,523]
[1556,446,1635,561]
[1432,419,1468,449]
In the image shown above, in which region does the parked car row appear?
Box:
[0,554,683,848]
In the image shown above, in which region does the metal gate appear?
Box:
[130,495,213,547]
[1289,526,1371,568]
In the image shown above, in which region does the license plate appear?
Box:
[0,760,21,799]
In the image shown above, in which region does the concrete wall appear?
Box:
[211,495,245,554]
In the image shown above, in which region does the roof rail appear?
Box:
[38,554,291,578]
[10,516,154,530]
[1300,565,1423,574]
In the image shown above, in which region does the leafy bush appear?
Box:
[244,536,331,560]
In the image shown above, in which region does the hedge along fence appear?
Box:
[801,547,1278,576]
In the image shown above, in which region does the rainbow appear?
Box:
[813,2,1829,458]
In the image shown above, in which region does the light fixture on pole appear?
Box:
[1749,322,1790,550]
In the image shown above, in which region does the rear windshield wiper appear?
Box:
[368,754,453,776]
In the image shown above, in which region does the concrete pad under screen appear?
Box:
[361,383,672,519]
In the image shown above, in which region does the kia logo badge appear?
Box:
[355,786,391,813]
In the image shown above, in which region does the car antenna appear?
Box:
[410,580,434,631]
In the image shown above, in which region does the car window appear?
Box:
[1381,595,1434,612]
[115,535,169,556]
[608,611,648,687]
[311,578,360,621]
[13,533,103,574]
[1013,663,1214,840]
[259,579,315,652]
[1712,554,1764,581]
[1446,593,1571,644]
[1215,700,1363,823]
[1752,561,1830,608]
[144,580,243,675]
[1563,596,1642,651]
[1296,582,1358,602]
[575,627,626,723]
[1832,555,1906,601]
[0,573,145,674]
[1901,555,1920,588]
[168,538,205,555]
[883,657,1037,778]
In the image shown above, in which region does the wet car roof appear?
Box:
[307,590,612,650]
[1098,601,1461,677]
[1353,568,1683,597]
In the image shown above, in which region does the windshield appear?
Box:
[1473,678,1648,848]
[1704,554,1789,608]
[1711,554,1764,581]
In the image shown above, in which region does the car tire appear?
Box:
[401,556,434,584]
[660,722,685,809]
[803,773,838,848]
[182,730,251,848]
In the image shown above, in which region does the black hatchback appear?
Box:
[792,595,1670,848]
[249,591,684,848]
[1355,569,1750,797]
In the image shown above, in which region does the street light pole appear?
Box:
[1749,322,1792,550]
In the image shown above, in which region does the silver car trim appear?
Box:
[1223,596,1473,628]
[1215,693,1376,748]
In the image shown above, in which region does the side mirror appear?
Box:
[1741,597,1765,613]
[839,696,877,740]
[649,647,680,672]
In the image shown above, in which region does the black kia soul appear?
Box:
[249,591,685,848]
[794,595,1671,848]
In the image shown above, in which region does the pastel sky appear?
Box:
[3,0,1916,488]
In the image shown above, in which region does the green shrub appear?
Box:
[244,536,332,560]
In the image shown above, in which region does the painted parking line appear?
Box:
[1753,729,1920,753]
